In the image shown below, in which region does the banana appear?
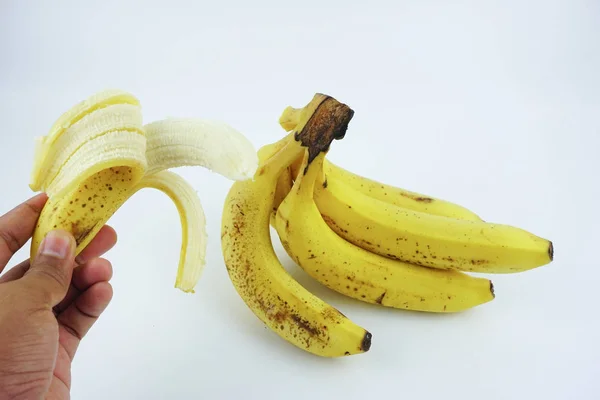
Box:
[271,164,293,226]
[276,104,553,274]
[274,150,495,313]
[29,89,258,293]
[321,162,482,220]
[256,133,295,226]
[278,106,482,220]
[313,173,553,273]
[256,131,293,162]
[221,93,372,357]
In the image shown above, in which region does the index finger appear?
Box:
[0,193,48,270]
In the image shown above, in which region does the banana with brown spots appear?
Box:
[311,170,553,274]
[278,106,483,220]
[275,102,553,274]
[221,94,372,357]
[274,149,495,313]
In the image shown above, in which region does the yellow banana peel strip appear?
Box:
[133,171,207,292]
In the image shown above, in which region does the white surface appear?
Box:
[1,1,598,399]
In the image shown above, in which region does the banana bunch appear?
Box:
[29,89,258,293]
[221,93,554,358]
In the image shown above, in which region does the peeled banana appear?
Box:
[221,94,372,357]
[29,89,258,293]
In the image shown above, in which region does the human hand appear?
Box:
[0,193,117,399]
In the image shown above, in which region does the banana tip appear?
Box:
[489,281,495,298]
[361,331,372,352]
[548,241,554,261]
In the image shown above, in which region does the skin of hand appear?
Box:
[0,193,117,399]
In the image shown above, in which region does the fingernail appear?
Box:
[39,230,74,259]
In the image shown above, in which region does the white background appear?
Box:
[1,1,598,399]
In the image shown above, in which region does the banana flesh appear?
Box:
[278,106,483,220]
[30,89,258,293]
[274,151,495,312]
[144,117,258,179]
[221,94,371,357]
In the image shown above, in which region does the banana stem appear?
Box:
[295,151,326,199]
[259,140,304,179]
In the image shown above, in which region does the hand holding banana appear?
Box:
[25,89,554,360]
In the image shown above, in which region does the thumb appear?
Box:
[21,229,76,307]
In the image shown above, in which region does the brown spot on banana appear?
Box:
[397,192,435,203]
[31,166,139,259]
[321,306,347,321]
[290,314,320,337]
[321,214,338,228]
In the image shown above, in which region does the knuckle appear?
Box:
[60,320,84,340]
[0,228,22,254]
